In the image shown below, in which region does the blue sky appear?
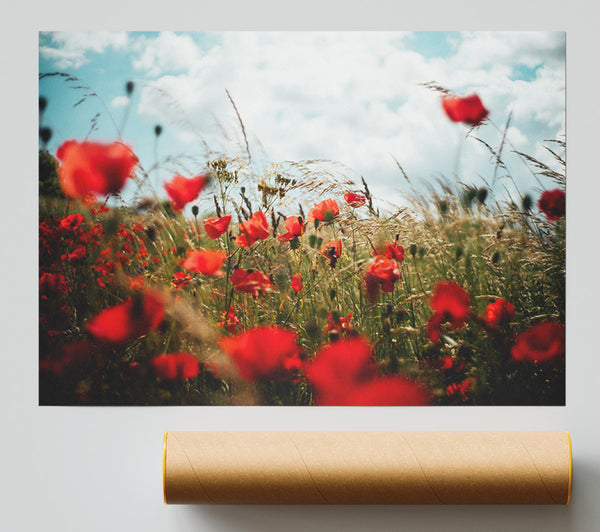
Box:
[39,31,565,211]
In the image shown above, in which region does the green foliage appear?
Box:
[39,148,63,198]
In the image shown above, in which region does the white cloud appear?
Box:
[110,96,130,108]
[134,31,565,206]
[132,32,202,77]
[39,31,129,69]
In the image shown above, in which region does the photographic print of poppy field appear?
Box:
[39,32,565,405]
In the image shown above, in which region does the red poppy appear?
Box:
[230,269,272,297]
[59,213,86,231]
[442,94,489,126]
[323,312,353,336]
[320,240,342,267]
[307,198,339,223]
[172,271,192,289]
[483,298,515,327]
[219,326,302,381]
[446,377,476,401]
[86,290,165,344]
[371,241,404,262]
[278,216,305,242]
[304,337,430,406]
[183,250,227,276]
[511,322,565,363]
[344,192,367,208]
[365,255,400,299]
[291,273,303,292]
[217,306,241,333]
[204,215,232,239]
[56,140,138,199]
[152,352,199,382]
[163,174,207,211]
[537,189,566,221]
[40,341,91,376]
[66,245,87,262]
[426,281,470,342]
[235,211,270,247]
[89,204,110,215]
[39,272,70,295]
[128,274,145,291]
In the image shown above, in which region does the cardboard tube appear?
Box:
[163,431,572,505]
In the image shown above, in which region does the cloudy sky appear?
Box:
[39,31,565,210]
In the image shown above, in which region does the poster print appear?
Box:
[39,32,565,405]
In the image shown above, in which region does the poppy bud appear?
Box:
[409,243,417,257]
[126,81,134,95]
[314,219,320,230]
[191,205,199,217]
[455,246,463,260]
[329,289,337,301]
[39,96,48,112]
[521,194,533,212]
[477,188,488,204]
[39,127,52,144]
[154,124,163,137]
[316,237,323,249]
[308,234,317,248]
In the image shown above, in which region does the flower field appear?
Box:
[39,91,565,406]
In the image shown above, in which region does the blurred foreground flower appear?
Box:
[56,140,138,200]
[442,94,489,126]
[219,326,302,381]
[86,290,165,344]
[511,322,565,363]
[152,352,199,381]
[537,189,565,221]
[183,249,227,276]
[304,337,430,405]
[164,174,207,211]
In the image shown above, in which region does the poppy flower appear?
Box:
[426,281,470,342]
[291,273,303,292]
[446,377,476,401]
[39,272,70,295]
[442,94,489,126]
[235,211,270,247]
[56,139,138,200]
[86,290,165,344]
[344,192,367,207]
[537,189,566,221]
[183,250,227,276]
[204,215,232,239]
[365,256,400,299]
[304,337,430,406]
[278,216,305,242]
[172,271,192,289]
[230,269,272,297]
[164,174,208,211]
[217,306,241,333]
[511,322,565,363]
[152,352,199,382]
[371,241,404,262]
[307,198,339,223]
[66,245,87,262]
[59,213,86,231]
[320,240,342,268]
[323,312,353,336]
[483,298,515,327]
[128,274,145,291]
[219,326,302,381]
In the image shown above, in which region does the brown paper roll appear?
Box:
[163,431,572,505]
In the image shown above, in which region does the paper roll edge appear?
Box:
[162,431,168,505]
[567,431,572,505]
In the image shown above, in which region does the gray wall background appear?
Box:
[2,1,599,530]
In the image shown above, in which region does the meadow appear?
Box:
[39,89,565,406]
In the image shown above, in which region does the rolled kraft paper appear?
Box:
[163,431,572,505]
